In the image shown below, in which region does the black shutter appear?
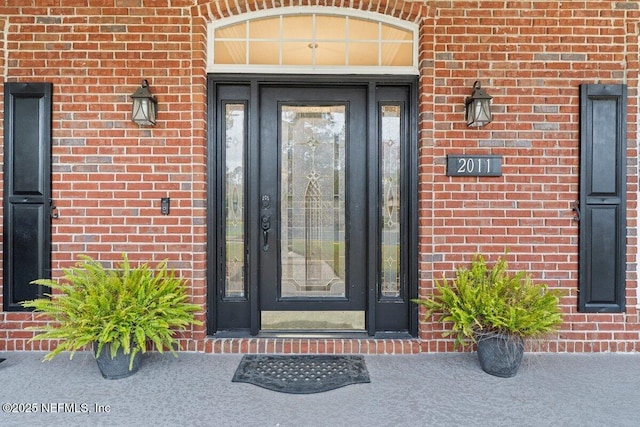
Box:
[3,82,53,310]
[578,84,626,312]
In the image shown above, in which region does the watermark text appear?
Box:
[2,402,111,414]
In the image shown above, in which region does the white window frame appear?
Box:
[207,7,419,75]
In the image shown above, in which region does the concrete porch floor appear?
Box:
[0,351,638,426]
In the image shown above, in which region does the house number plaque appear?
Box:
[446,155,502,177]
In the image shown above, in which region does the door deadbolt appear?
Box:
[261,194,271,209]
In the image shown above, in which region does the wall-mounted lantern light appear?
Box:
[465,81,492,127]
[130,79,157,126]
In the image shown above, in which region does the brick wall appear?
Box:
[0,0,638,353]
[422,0,640,352]
[0,0,208,351]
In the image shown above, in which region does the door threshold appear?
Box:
[257,330,369,339]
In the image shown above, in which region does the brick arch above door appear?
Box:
[193,0,433,24]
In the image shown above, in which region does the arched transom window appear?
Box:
[207,7,418,74]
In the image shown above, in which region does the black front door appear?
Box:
[208,76,417,337]
[258,86,367,330]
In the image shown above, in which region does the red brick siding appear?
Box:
[0,0,208,350]
[423,0,640,353]
[0,0,638,354]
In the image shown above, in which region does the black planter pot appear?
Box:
[94,343,141,380]
[476,333,524,378]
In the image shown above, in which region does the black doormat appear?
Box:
[232,355,370,394]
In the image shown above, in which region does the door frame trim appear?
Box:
[206,74,418,337]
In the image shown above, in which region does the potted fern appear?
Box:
[21,254,202,379]
[413,254,563,377]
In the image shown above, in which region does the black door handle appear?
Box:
[572,200,580,222]
[261,215,271,251]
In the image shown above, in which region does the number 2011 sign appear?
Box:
[446,155,502,177]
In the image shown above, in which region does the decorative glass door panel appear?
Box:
[224,103,246,298]
[280,105,346,299]
[380,105,401,298]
